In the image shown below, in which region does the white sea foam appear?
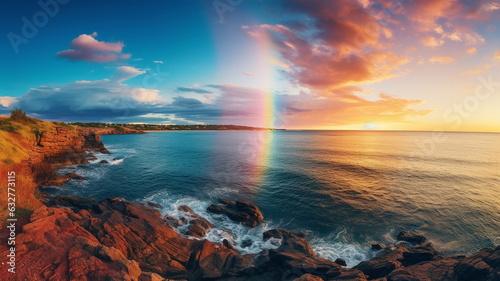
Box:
[310,231,372,267]
[140,191,371,266]
[141,191,282,254]
[110,158,124,165]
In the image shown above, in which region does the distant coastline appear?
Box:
[68,122,285,132]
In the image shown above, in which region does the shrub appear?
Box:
[10,109,28,121]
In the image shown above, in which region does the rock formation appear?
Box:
[207,199,264,227]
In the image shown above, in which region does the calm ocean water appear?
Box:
[53,131,500,266]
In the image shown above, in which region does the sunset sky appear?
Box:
[1,0,500,131]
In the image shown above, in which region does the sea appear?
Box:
[50,130,500,267]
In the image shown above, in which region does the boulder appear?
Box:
[223,239,235,250]
[402,243,438,266]
[397,230,427,245]
[86,153,98,161]
[241,239,253,248]
[335,258,347,266]
[207,199,264,227]
[264,229,315,257]
[178,205,214,238]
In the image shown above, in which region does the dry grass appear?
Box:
[0,116,57,164]
[0,116,60,220]
[0,162,42,220]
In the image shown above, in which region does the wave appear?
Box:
[111,158,124,165]
[140,191,371,266]
[306,228,374,267]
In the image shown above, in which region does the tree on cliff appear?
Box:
[10,108,28,121]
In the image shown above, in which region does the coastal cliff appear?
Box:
[0,120,498,281]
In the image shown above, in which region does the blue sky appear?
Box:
[2,1,221,93]
[1,0,500,131]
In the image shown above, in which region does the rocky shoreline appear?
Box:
[1,127,498,281]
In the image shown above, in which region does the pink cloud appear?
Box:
[57,33,131,63]
[212,84,431,128]
[239,0,431,127]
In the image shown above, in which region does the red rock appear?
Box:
[178,205,214,238]
[207,199,264,227]
[397,230,427,245]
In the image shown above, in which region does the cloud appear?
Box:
[249,1,409,95]
[405,0,458,32]
[235,0,432,128]
[428,56,456,63]
[171,96,204,108]
[243,72,255,76]
[0,68,224,124]
[2,67,164,120]
[466,47,477,54]
[421,36,444,47]
[495,50,500,61]
[176,87,213,94]
[0,77,431,128]
[153,60,164,64]
[113,66,146,82]
[137,113,202,124]
[0,97,17,108]
[213,84,431,128]
[57,33,131,63]
[282,0,387,55]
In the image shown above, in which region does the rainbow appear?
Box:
[213,24,278,193]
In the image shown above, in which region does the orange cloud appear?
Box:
[278,91,432,129]
[495,51,500,61]
[241,0,432,128]
[406,0,457,32]
[466,47,477,54]
[252,24,409,95]
[212,84,431,128]
[428,56,455,64]
[285,0,389,55]
[420,36,444,47]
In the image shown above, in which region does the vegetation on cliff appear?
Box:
[0,112,57,164]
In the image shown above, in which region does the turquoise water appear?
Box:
[53,130,500,266]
